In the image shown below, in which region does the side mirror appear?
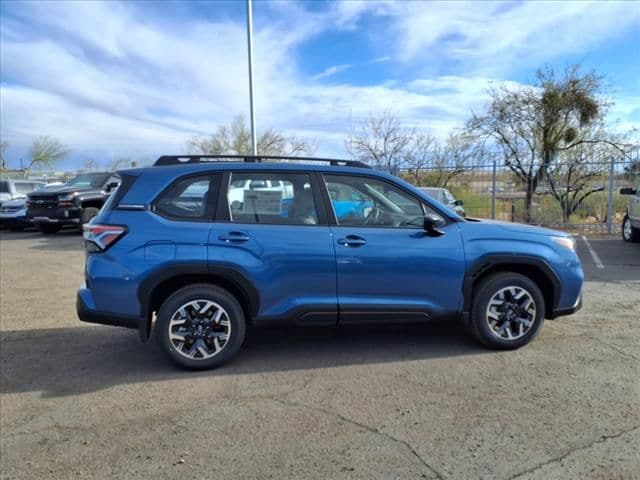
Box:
[106,181,119,191]
[454,199,464,206]
[620,187,636,195]
[423,213,446,236]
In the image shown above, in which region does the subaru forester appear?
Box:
[77,155,583,369]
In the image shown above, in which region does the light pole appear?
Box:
[246,0,257,156]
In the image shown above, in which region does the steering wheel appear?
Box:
[364,207,383,225]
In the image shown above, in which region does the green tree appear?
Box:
[187,115,316,156]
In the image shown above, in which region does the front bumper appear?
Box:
[28,206,81,225]
[77,288,140,329]
[551,291,583,318]
[0,211,33,227]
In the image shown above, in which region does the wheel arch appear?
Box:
[463,255,560,320]
[138,264,259,341]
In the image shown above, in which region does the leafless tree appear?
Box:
[0,141,8,170]
[27,136,69,171]
[467,65,617,222]
[346,111,414,170]
[430,130,480,188]
[187,115,316,157]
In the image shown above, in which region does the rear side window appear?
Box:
[226,172,318,225]
[154,174,216,220]
[0,181,10,193]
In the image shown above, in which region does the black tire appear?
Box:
[622,215,640,243]
[469,272,545,350]
[155,284,246,370]
[81,206,100,225]
[37,224,62,234]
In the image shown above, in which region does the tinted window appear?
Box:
[67,173,111,188]
[324,174,435,228]
[155,175,213,220]
[0,181,9,193]
[227,172,318,225]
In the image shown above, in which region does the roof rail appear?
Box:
[153,155,371,169]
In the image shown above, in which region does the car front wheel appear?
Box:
[470,273,545,350]
[156,284,246,370]
[622,215,640,242]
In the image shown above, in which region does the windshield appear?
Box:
[420,188,439,200]
[66,173,110,188]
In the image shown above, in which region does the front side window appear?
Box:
[324,174,433,228]
[154,175,213,220]
[227,172,318,225]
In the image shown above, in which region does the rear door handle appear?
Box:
[337,235,367,247]
[218,231,250,243]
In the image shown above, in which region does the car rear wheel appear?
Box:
[156,284,246,370]
[37,224,62,234]
[622,215,640,242]
[470,273,545,350]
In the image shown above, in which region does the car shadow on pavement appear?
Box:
[0,321,486,397]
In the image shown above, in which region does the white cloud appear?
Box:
[312,64,352,80]
[0,0,638,167]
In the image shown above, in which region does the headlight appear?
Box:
[551,236,576,251]
[58,193,75,202]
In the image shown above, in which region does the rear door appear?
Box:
[208,170,337,325]
[322,173,466,323]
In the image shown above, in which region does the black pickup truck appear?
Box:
[27,172,120,234]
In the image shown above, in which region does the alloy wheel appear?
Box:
[623,218,632,240]
[168,300,231,360]
[485,286,536,340]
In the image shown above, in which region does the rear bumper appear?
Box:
[77,288,139,329]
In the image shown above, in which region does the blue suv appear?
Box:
[77,155,583,369]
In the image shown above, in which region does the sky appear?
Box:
[1,0,639,170]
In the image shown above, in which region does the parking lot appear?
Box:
[0,230,638,480]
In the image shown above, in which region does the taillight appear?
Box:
[83,224,126,252]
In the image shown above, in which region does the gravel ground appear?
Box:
[1,230,639,480]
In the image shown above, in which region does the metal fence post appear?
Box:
[607,157,615,235]
[491,159,497,219]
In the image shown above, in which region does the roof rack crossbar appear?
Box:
[153,155,371,169]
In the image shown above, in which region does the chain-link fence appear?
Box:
[400,157,639,234]
[3,158,638,233]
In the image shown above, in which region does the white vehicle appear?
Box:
[0,183,63,231]
[0,179,46,204]
[227,178,294,211]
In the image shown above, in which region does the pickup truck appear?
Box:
[27,172,120,234]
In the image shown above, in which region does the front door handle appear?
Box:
[337,235,367,247]
[218,231,250,243]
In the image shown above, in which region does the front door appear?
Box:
[208,170,337,325]
[322,173,466,323]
